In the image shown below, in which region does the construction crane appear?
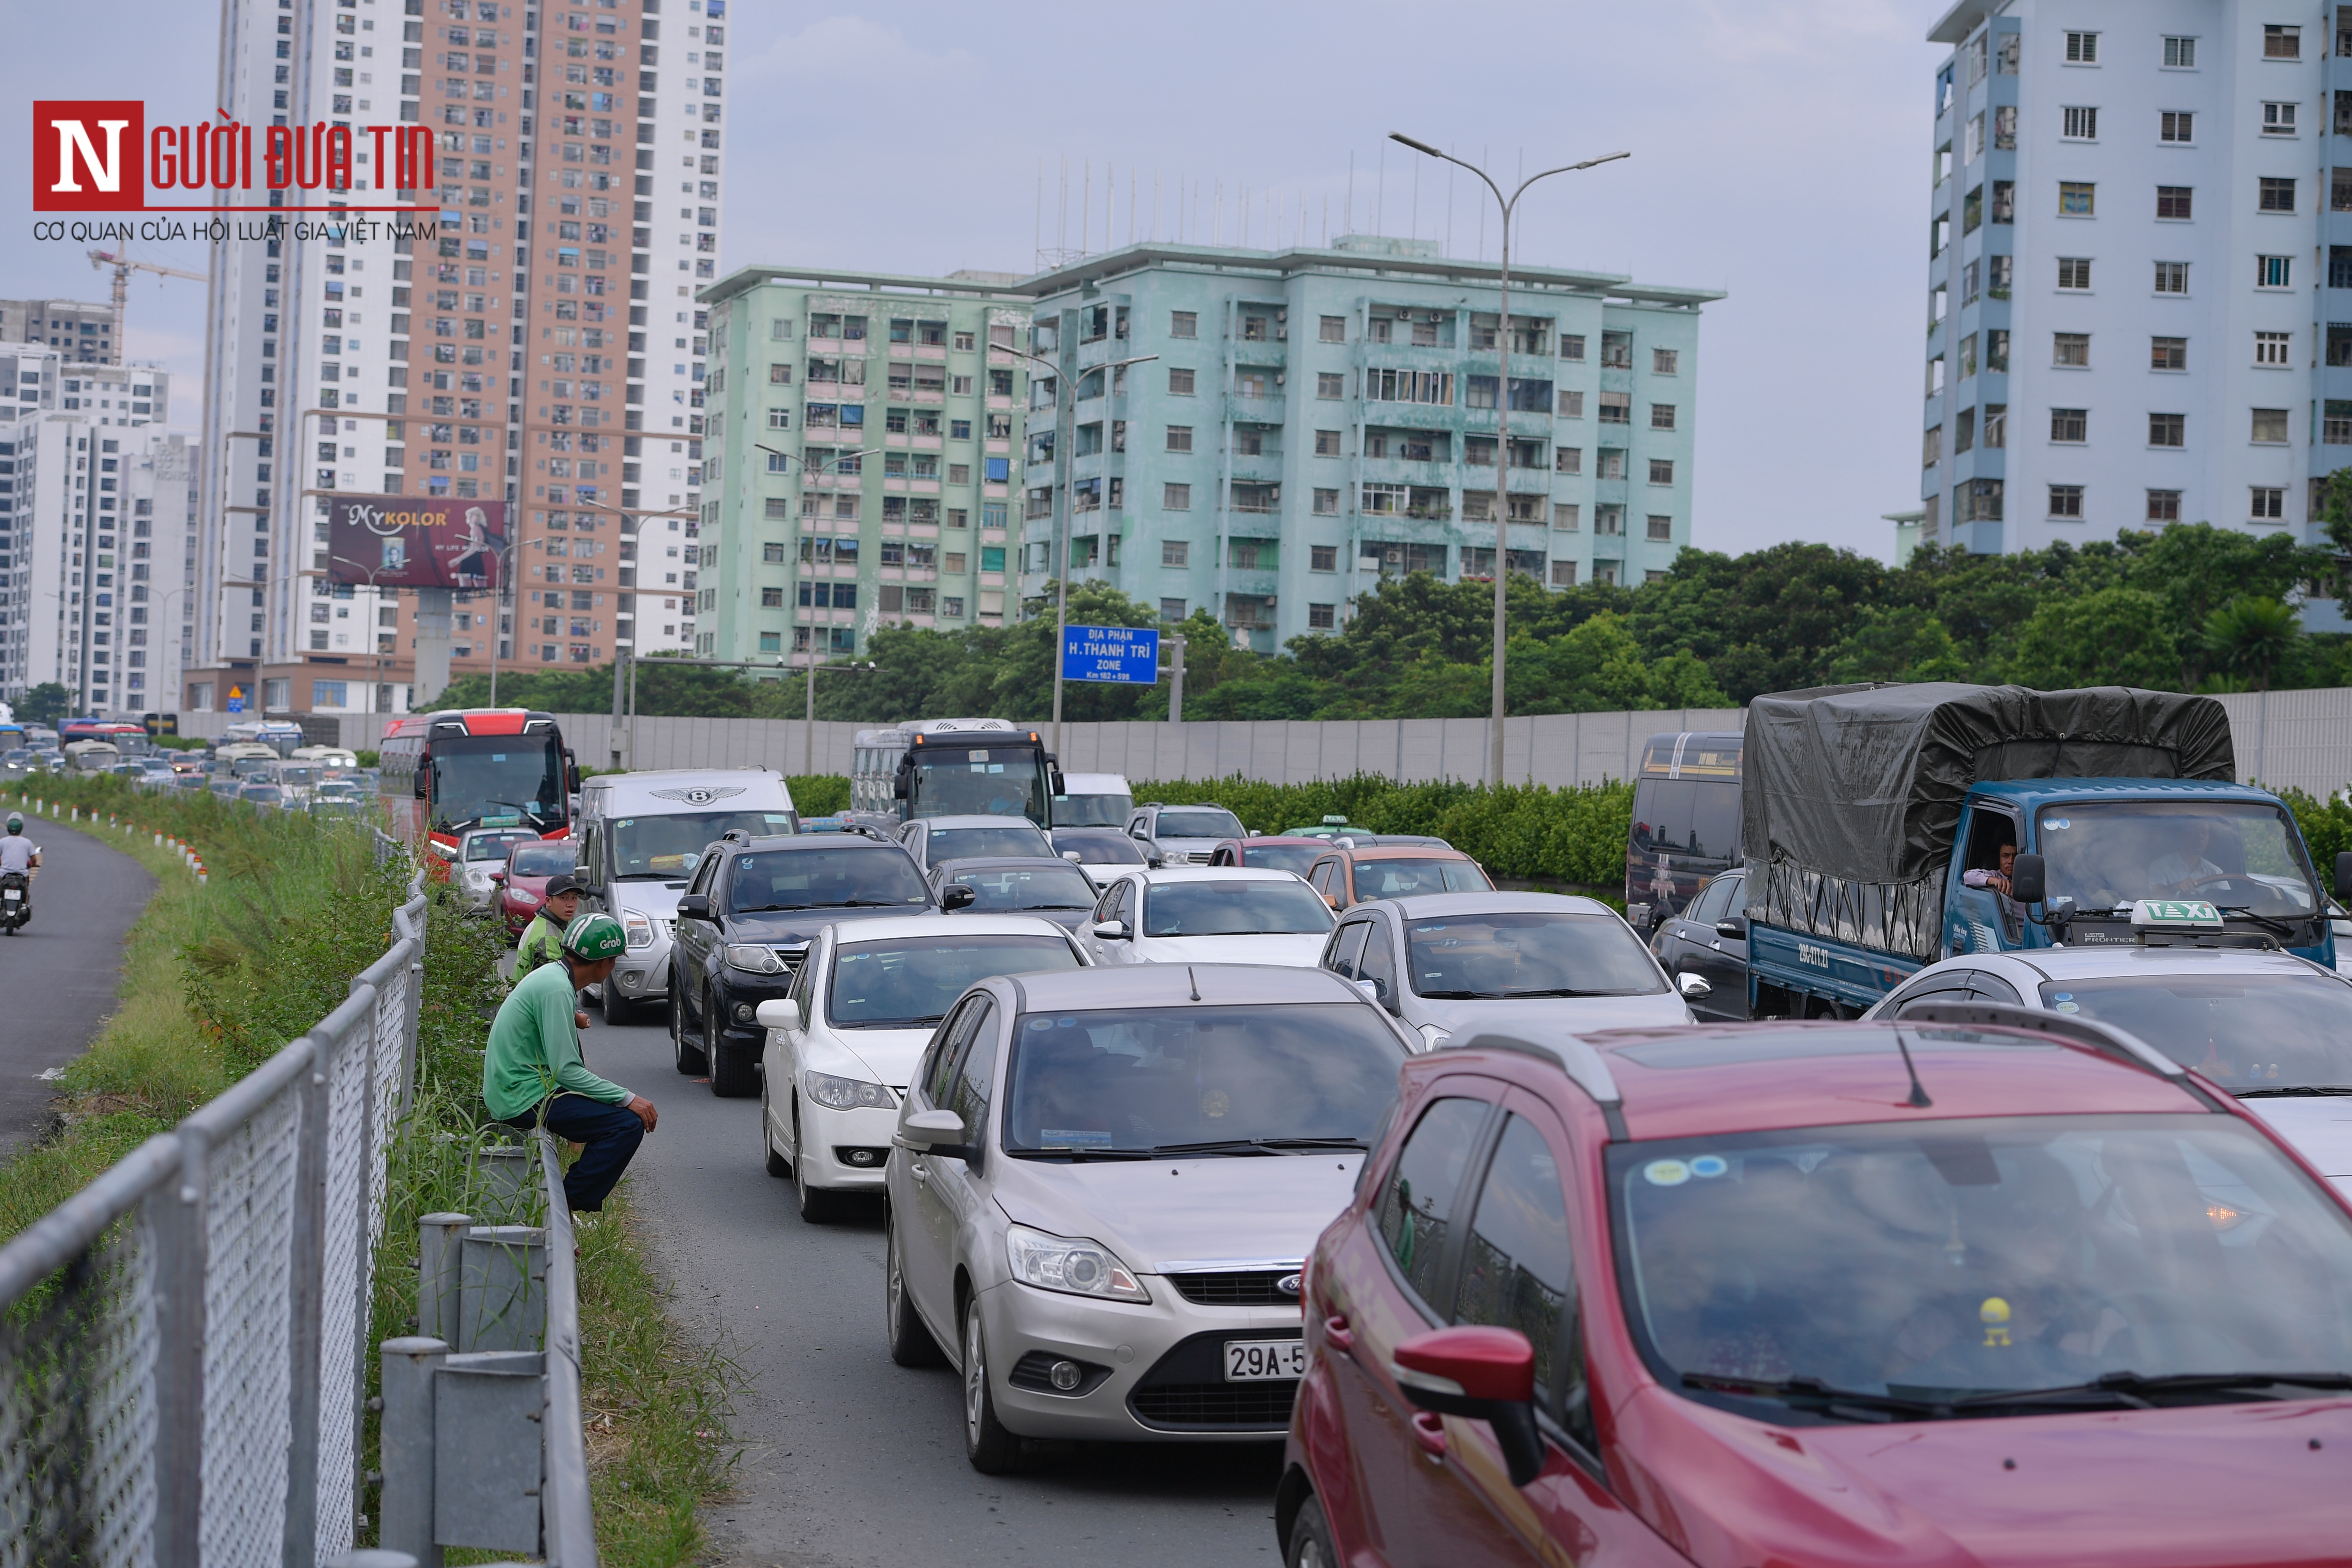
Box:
[85,248,207,362]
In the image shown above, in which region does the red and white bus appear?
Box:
[377,708,578,869]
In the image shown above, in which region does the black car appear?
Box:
[1648,868,1748,1022]
[926,855,1102,934]
[668,831,937,1095]
[1049,827,1157,871]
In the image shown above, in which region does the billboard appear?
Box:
[326,496,505,590]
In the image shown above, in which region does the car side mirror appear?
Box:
[1354,979,1380,1003]
[1714,916,1748,940]
[1677,972,1712,999]
[676,893,713,920]
[1062,849,1083,862]
[894,1107,972,1161]
[1092,919,1131,941]
[1391,1325,1546,1488]
[2336,851,2352,901]
[413,770,429,798]
[2009,852,2047,905]
[1323,893,1339,911]
[1145,852,1165,868]
[942,884,977,910]
[489,869,506,883]
[755,998,801,1032]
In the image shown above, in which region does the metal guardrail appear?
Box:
[535,1131,596,1564]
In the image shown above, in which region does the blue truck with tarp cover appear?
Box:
[1737,683,2337,1017]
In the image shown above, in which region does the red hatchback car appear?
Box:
[494,837,584,939]
[1279,1004,2352,1567]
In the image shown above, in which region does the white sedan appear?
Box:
[754,913,1089,1221]
[1081,866,1334,968]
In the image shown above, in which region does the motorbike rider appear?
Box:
[0,813,40,921]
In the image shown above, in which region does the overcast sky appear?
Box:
[2,0,1935,561]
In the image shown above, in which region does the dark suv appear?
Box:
[668,831,937,1095]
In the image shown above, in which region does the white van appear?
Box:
[574,769,798,1025]
[1051,771,1133,830]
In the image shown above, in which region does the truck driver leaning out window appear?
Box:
[1963,837,2020,928]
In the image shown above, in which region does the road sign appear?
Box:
[226,685,245,714]
[1061,624,1160,685]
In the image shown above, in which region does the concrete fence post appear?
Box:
[377,1336,449,1568]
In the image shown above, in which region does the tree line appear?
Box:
[435,521,2352,723]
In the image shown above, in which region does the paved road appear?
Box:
[592,1011,1282,1568]
[0,821,157,1154]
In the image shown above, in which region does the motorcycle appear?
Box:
[0,871,30,934]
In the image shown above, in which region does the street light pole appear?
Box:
[1389,135,1628,788]
[995,346,1156,761]
[579,499,700,772]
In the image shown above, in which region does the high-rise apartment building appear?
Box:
[186,0,724,717]
[1922,0,2340,554]
[1017,237,1717,651]
[0,299,123,365]
[698,268,1032,662]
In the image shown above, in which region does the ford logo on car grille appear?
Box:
[1276,1273,1303,1298]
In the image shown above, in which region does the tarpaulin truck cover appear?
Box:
[1740,683,2235,959]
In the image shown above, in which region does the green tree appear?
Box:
[1625,543,1889,701]
[1826,605,1969,684]
[2006,586,2182,689]
[14,683,70,726]
[2202,595,2302,695]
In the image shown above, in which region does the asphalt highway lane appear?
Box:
[591,1009,1282,1568]
[0,820,157,1154]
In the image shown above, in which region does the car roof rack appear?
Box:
[1895,1001,2214,1097]
[1451,1031,1627,1139]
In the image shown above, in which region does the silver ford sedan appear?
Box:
[883,963,1415,1471]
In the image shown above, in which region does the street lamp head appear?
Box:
[1572,150,1633,170]
[1389,132,1445,158]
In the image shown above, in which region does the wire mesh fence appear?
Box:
[0,861,487,1567]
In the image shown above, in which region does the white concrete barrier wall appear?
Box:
[167,688,2352,795]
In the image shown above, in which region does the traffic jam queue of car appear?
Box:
[566,688,2352,1567]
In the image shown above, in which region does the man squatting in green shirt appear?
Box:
[482,912,659,1211]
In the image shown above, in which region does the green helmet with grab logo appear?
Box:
[4,815,19,834]
[561,911,627,962]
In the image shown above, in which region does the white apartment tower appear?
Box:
[1922,1,2341,555]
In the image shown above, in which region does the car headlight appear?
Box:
[512,889,542,906]
[623,911,654,949]
[725,943,786,974]
[1419,1024,1452,1051]
[803,1070,895,1111]
[1005,1223,1150,1303]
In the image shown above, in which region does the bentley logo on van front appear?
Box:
[649,785,746,806]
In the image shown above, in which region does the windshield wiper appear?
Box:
[1680,1372,1945,1421]
[1955,1370,2352,1409]
[2214,906,2303,940]
[1006,1146,1152,1162]
[1498,988,1632,999]
[1150,1136,1370,1157]
[2236,1084,2352,1098]
[841,1015,947,1030]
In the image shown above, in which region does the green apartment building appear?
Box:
[700,267,1033,662]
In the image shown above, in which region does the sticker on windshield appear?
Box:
[765,814,792,824]
[2053,1002,2081,1013]
[2045,818,2070,830]
[1040,1129,1113,1148]
[1688,1154,1729,1179]
[1644,1159,1691,1187]
[1200,1089,1231,1119]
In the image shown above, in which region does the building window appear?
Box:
[1159,598,1186,621]
[2156,186,2193,220]
[1162,483,1190,512]
[2048,484,2084,518]
[1557,390,1584,418]
[1302,602,1336,630]
[2263,24,2299,59]
[1304,544,1338,573]
[2058,256,2093,289]
[2050,407,2088,443]
[2151,336,2187,370]
[1314,429,1342,457]
[1649,458,1676,485]
[2327,401,2352,444]
[2154,260,2189,294]
[1555,446,1582,475]
[2160,110,2195,142]
[1311,372,1342,400]
[1551,561,1578,587]
[2254,331,2292,366]
[2149,412,2186,447]
[2065,30,2098,63]
[2257,255,2294,289]
[1650,404,1676,431]
[1169,311,1197,339]
[1598,392,1630,424]
[1983,404,2007,447]
[2062,106,2098,139]
[1645,514,1673,542]
[2259,177,2296,213]
[1168,367,1195,395]
[2147,488,2182,520]
[1992,180,2014,222]
[1552,504,1580,531]
[1963,478,2004,522]
[2336,169,2352,211]
[1165,425,1192,452]
[1318,316,1345,343]
[1160,539,1190,569]
[1652,347,1679,374]
[2262,101,2298,136]
[2059,181,2096,216]
[2054,332,2091,367]
[2251,486,2286,519]
[2333,250,2352,289]
[1313,487,1339,514]
[2251,407,2290,444]
[2163,36,2196,68]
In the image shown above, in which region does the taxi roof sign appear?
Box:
[2130,898,2224,930]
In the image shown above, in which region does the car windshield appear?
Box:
[509,843,577,876]
[2037,800,2320,918]
[728,847,930,912]
[829,935,1080,1030]
[1142,879,1335,936]
[1155,808,1244,841]
[467,833,529,861]
[923,824,1050,862]
[242,787,282,803]
[609,810,797,879]
[1612,1103,2352,1418]
[1004,1003,1404,1154]
[1053,791,1133,828]
[1240,843,1322,875]
[278,767,318,786]
[2037,974,2352,1093]
[1352,856,1489,898]
[911,746,1048,823]
[1058,833,1145,866]
[947,863,1099,911]
[1408,911,1665,998]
